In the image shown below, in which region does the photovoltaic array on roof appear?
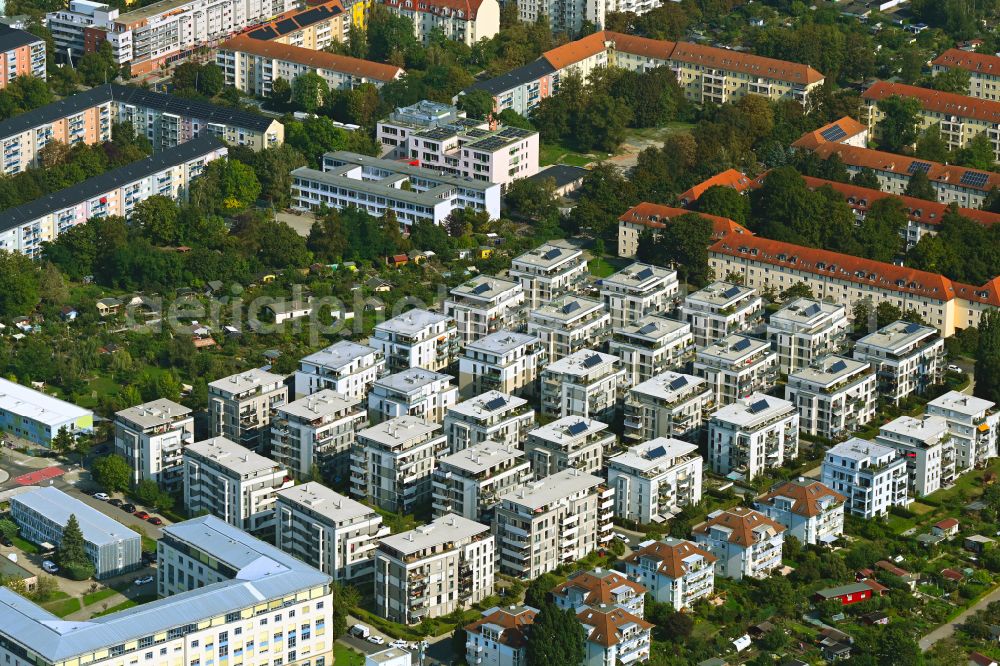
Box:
[582,353,603,368]
[802,303,821,317]
[543,248,562,260]
[907,161,932,174]
[668,376,688,390]
[904,322,923,334]
[960,170,991,187]
[566,420,589,436]
[748,398,770,414]
[647,445,667,459]
[732,337,752,352]
[638,322,659,335]
[483,396,507,411]
[635,267,654,280]
[722,285,742,298]
[562,301,581,314]
[471,281,491,295]
[820,124,847,142]
[829,359,848,373]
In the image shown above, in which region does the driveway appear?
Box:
[919,584,1000,650]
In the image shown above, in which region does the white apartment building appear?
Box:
[927,391,999,471]
[443,391,535,453]
[295,340,386,400]
[624,538,716,610]
[47,0,117,61]
[679,281,762,348]
[524,416,614,478]
[377,100,537,186]
[369,309,460,373]
[494,468,613,579]
[368,368,459,424]
[607,438,704,525]
[540,349,625,421]
[510,240,588,309]
[528,296,611,363]
[270,389,366,482]
[875,415,957,497]
[693,334,779,407]
[821,438,910,519]
[182,436,293,533]
[785,355,877,440]
[383,0,500,46]
[465,606,538,666]
[432,439,533,522]
[374,513,495,624]
[692,507,786,581]
[853,321,945,404]
[293,152,501,227]
[275,482,389,583]
[600,262,678,330]
[708,394,799,482]
[444,275,525,345]
[208,368,287,453]
[623,371,712,443]
[114,398,193,489]
[350,416,448,513]
[609,316,695,388]
[766,298,849,374]
[578,605,653,666]
[551,568,646,617]
[755,478,845,546]
[458,330,547,398]
[515,0,605,35]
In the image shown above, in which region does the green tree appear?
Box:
[954,133,997,171]
[270,77,292,104]
[457,89,495,119]
[876,95,922,152]
[781,282,814,300]
[307,212,349,262]
[856,197,905,262]
[0,250,40,317]
[191,159,261,212]
[57,514,95,580]
[876,302,903,329]
[526,601,584,666]
[915,125,951,163]
[367,5,418,61]
[92,454,131,493]
[662,213,714,287]
[976,309,1000,404]
[852,168,882,190]
[695,185,750,226]
[904,170,937,200]
[132,195,180,245]
[77,41,118,86]
[51,427,74,457]
[524,573,560,608]
[291,72,329,113]
[926,67,971,94]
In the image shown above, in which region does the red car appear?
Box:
[134,511,150,520]
[147,516,163,526]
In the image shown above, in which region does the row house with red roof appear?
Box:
[932,48,1000,101]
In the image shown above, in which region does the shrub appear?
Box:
[63,560,95,581]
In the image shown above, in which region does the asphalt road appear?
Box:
[919,583,1000,650]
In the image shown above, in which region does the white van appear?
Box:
[350,624,370,639]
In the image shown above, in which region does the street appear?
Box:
[919,584,1000,650]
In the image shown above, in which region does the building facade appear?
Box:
[755,478,845,546]
[821,438,910,519]
[270,389,366,482]
[464,606,538,666]
[927,390,998,471]
[432,439,533,522]
[609,316,694,388]
[623,371,712,443]
[600,262,678,330]
[527,296,611,363]
[443,391,535,453]
[524,416,614,478]
[708,394,799,482]
[0,24,45,88]
[540,349,625,421]
[853,321,945,405]
[680,281,762,348]
[607,438,703,525]
[509,240,587,309]
[875,415,957,497]
[623,538,716,610]
[785,355,877,440]
[114,398,194,489]
[766,298,849,374]
[444,275,525,345]
[369,309,460,373]
[692,507,785,581]
[458,331,547,398]
[368,369,459,424]
[383,0,499,46]
[295,340,385,399]
[693,334,779,407]
[208,368,288,452]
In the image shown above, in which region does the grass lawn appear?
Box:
[12,536,39,554]
[42,597,81,618]
[910,501,936,515]
[75,375,122,409]
[83,587,119,606]
[333,645,364,666]
[539,142,609,167]
[621,123,696,142]
[588,257,627,278]
[91,594,157,618]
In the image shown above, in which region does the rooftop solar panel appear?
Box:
[732,338,752,352]
[668,376,688,390]
[960,170,991,187]
[646,445,667,459]
[561,301,581,315]
[904,322,922,333]
[582,353,603,368]
[274,18,299,35]
[294,7,329,26]
[829,359,848,373]
[566,420,589,436]
[249,26,277,39]
[802,303,821,317]
[542,248,562,261]
[638,322,659,335]
[471,282,491,295]
[907,161,931,174]
[748,398,770,414]
[722,285,742,298]
[483,396,507,411]
[635,267,654,280]
[819,125,848,142]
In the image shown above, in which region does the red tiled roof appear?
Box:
[678,169,754,204]
[219,34,404,81]
[623,539,717,579]
[863,80,1000,125]
[543,31,616,70]
[576,607,652,648]
[875,560,911,577]
[970,651,998,666]
[382,0,488,20]
[862,579,889,596]
[935,518,960,530]
[464,607,537,648]
[618,202,751,239]
[941,567,964,581]
[552,570,647,606]
[758,479,845,518]
[932,48,1000,75]
[790,116,868,150]
[692,507,785,548]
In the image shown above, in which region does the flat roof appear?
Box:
[300,340,379,369]
[465,57,557,96]
[0,377,92,427]
[276,481,375,522]
[927,390,994,416]
[615,315,689,340]
[525,164,589,189]
[294,165,457,208]
[698,334,771,363]
[323,151,497,191]
[375,368,452,393]
[115,398,190,429]
[450,275,521,300]
[437,439,523,475]
[12,487,139,546]
[2,135,225,233]
[379,513,489,555]
[685,281,756,308]
[826,437,898,462]
[630,371,706,401]
[185,437,284,476]
[529,415,608,443]
[601,262,675,290]
[278,389,359,420]
[464,330,539,354]
[710,393,794,428]
[512,240,582,269]
[375,308,451,335]
[448,391,528,419]
[501,468,603,510]
[358,415,440,447]
[609,437,698,473]
[530,296,605,324]
[789,355,870,386]
[857,320,937,352]
[543,349,619,376]
[769,298,844,327]
[878,415,949,443]
[208,367,285,393]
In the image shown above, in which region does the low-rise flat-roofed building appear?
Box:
[367,368,458,424]
[275,482,389,583]
[623,538,716,610]
[208,368,288,452]
[458,330,546,398]
[600,262,678,330]
[494,469,612,578]
[875,415,957,497]
[694,334,778,407]
[927,390,999,471]
[821,438,909,519]
[350,415,447,513]
[444,275,525,345]
[551,569,646,617]
[10,486,141,579]
[374,513,494,624]
[766,298,849,374]
[692,507,785,580]
[755,478,845,546]
[443,391,535,453]
[528,296,611,363]
[623,371,712,443]
[708,394,798,482]
[295,339,385,399]
[540,349,625,421]
[609,316,695,388]
[785,355,877,440]
[270,389,365,482]
[114,398,194,489]
[432,439,533,522]
[524,415,613,477]
[464,605,538,666]
[607,438,703,525]
[853,321,945,405]
[509,240,587,308]
[0,377,93,447]
[183,436,293,533]
[369,309,460,373]
[679,281,762,348]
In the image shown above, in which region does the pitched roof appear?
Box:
[863,80,1000,125]
[551,570,647,605]
[623,538,717,578]
[465,58,556,96]
[543,31,616,70]
[814,582,875,599]
[692,507,785,547]
[932,48,1000,76]
[679,169,754,204]
[464,606,538,648]
[758,479,845,518]
[219,34,403,81]
[0,23,42,51]
[935,518,960,530]
[576,606,652,648]
[668,41,824,85]
[382,0,488,19]
[618,202,751,239]
[790,116,868,150]
[246,0,345,40]
[875,560,911,577]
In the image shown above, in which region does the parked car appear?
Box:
[147,516,163,526]
[366,636,385,645]
[121,503,136,513]
[389,640,407,650]
[350,624,370,639]
[41,560,59,574]
[0,535,12,547]
[93,492,110,501]
[948,364,963,374]
[108,498,124,507]
[134,575,154,585]
[134,511,150,520]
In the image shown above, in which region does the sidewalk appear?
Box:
[919,584,1000,650]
